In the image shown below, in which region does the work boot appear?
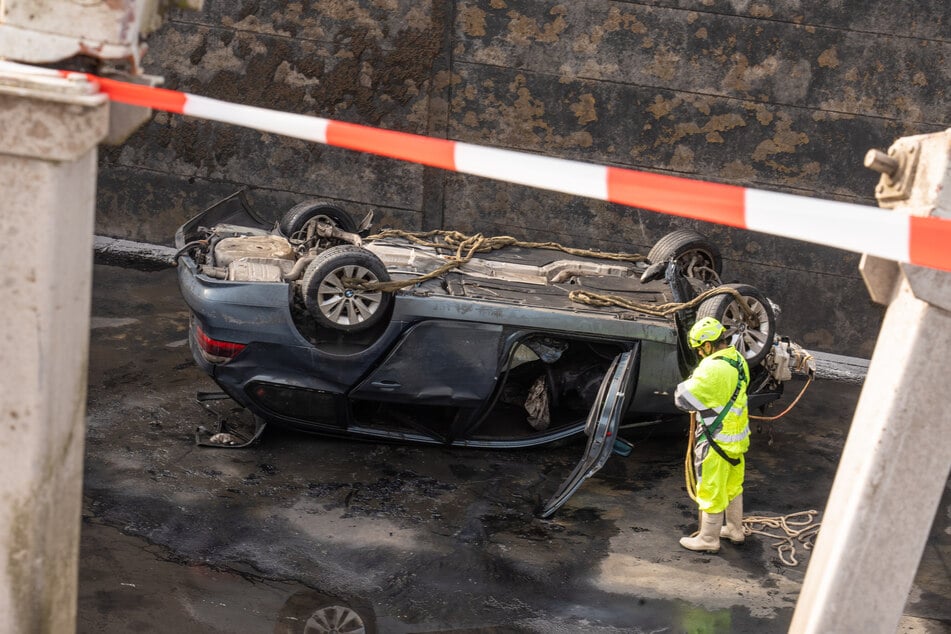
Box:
[720,494,745,544]
[679,512,722,553]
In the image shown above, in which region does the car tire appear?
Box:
[647,229,722,282]
[696,283,775,366]
[274,589,376,634]
[301,245,393,333]
[303,602,371,634]
[280,200,358,239]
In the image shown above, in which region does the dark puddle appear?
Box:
[79,520,377,634]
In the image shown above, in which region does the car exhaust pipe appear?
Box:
[282,255,315,282]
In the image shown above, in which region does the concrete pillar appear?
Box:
[0,77,109,632]
[790,131,951,632]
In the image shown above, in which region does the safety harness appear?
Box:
[697,355,747,467]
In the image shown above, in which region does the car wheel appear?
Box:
[647,229,722,283]
[274,589,376,634]
[304,603,368,634]
[696,283,775,366]
[301,245,393,332]
[280,200,358,239]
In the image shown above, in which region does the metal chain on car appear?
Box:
[350,229,755,319]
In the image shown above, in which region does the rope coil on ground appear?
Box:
[743,510,821,567]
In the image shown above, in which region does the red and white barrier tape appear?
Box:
[3,61,948,273]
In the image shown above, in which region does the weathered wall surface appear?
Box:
[96,1,949,357]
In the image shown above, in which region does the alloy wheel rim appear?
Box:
[317,265,383,326]
[304,605,366,634]
[721,296,770,360]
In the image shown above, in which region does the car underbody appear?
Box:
[175,191,813,516]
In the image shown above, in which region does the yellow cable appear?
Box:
[751,372,814,422]
[684,412,698,502]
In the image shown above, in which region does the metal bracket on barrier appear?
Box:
[866,143,920,208]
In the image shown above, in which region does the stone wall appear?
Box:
[97,1,949,357]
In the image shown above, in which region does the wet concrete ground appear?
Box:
[81,264,951,633]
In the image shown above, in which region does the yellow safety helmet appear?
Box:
[688,316,726,348]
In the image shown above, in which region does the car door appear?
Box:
[349,321,505,405]
[538,344,639,518]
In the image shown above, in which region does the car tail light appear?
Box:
[195,324,246,362]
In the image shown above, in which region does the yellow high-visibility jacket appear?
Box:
[674,346,750,455]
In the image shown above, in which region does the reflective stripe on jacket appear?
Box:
[674,346,751,455]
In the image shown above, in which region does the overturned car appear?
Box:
[175,191,811,516]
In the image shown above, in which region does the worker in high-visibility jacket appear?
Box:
[674,316,750,553]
